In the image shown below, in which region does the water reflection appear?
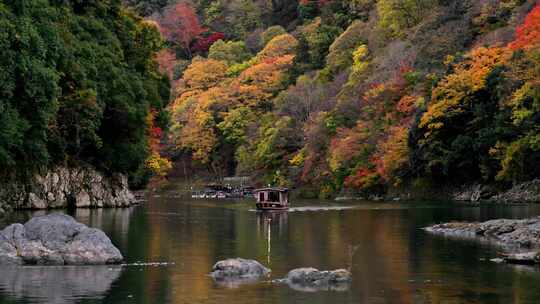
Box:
[0,266,122,304]
[256,211,288,266]
[285,280,351,293]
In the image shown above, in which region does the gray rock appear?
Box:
[0,213,123,265]
[491,179,540,203]
[280,268,352,292]
[501,251,540,265]
[425,217,540,247]
[453,184,495,202]
[0,233,19,265]
[425,218,540,266]
[210,258,270,284]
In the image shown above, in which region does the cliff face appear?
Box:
[0,167,134,215]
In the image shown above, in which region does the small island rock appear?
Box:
[425,217,540,247]
[281,268,352,292]
[210,258,270,281]
[0,213,123,265]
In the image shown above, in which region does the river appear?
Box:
[2,196,540,304]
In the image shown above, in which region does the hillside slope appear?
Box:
[134,0,540,199]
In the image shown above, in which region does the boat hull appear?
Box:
[255,203,289,211]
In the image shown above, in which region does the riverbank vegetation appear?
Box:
[127,0,540,198]
[0,0,170,187]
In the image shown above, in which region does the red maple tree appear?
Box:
[191,32,225,53]
[509,3,540,50]
[159,3,206,58]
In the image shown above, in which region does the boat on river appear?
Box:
[254,188,289,211]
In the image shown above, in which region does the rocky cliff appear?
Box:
[0,167,134,215]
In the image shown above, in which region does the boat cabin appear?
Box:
[254,188,289,211]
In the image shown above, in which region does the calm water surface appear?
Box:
[2,196,540,304]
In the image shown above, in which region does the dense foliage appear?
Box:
[0,0,170,186]
[124,0,540,195]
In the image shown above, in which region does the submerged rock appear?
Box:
[279,268,352,292]
[210,258,270,286]
[0,213,123,265]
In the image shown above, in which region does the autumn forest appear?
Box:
[151,0,540,198]
[2,0,540,199]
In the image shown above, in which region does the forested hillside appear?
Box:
[0,0,170,187]
[8,0,534,198]
[129,0,540,198]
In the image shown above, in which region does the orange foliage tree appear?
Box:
[169,34,298,172]
[328,64,421,191]
[419,47,511,137]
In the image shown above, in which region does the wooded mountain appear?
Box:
[0,0,170,186]
[136,0,540,197]
[6,0,538,197]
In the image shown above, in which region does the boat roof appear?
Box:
[254,187,289,193]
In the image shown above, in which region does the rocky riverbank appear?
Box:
[0,166,134,214]
[334,179,540,203]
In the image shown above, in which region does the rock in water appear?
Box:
[210,258,270,286]
[0,213,123,265]
[501,251,540,265]
[424,218,540,247]
[282,268,352,292]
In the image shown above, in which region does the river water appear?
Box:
[2,196,540,304]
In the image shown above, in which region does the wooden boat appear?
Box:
[254,188,289,211]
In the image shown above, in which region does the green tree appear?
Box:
[208,40,251,64]
[377,0,435,36]
[260,25,287,47]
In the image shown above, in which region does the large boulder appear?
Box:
[210,258,270,287]
[0,213,123,265]
[281,268,352,292]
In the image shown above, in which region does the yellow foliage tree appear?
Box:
[256,34,298,61]
[181,57,229,91]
